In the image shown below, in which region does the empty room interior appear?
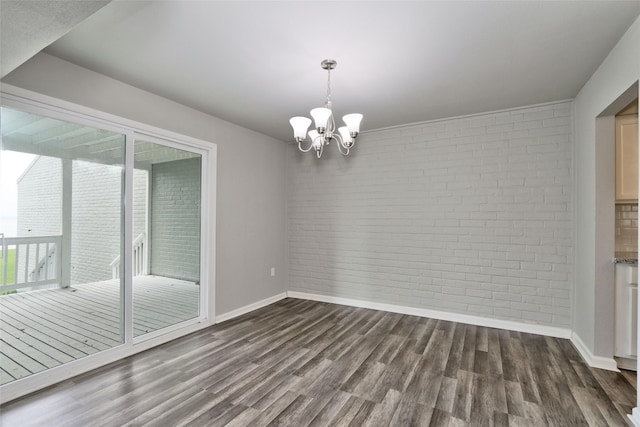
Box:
[2,1,640,425]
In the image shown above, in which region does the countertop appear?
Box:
[614,252,638,265]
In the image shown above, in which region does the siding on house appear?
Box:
[150,157,201,282]
[287,101,573,328]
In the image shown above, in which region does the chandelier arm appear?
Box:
[297,139,315,153]
[334,135,350,156]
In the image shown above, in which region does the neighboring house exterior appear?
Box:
[17,155,201,285]
[150,157,201,283]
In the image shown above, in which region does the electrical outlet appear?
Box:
[270,267,276,277]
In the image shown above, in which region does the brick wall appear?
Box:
[16,156,62,284]
[17,156,62,237]
[287,101,573,328]
[150,157,201,282]
[72,165,147,284]
[18,157,148,285]
[71,160,123,284]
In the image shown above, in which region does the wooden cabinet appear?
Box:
[616,115,639,202]
[615,263,638,362]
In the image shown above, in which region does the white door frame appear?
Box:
[0,84,217,404]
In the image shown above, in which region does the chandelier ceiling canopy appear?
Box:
[289,59,363,158]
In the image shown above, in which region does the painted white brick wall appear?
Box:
[71,160,123,284]
[133,169,148,242]
[72,165,147,284]
[17,156,62,237]
[150,157,201,282]
[287,101,573,328]
[16,156,62,284]
[18,157,147,285]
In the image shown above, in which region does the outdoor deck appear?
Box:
[0,275,199,385]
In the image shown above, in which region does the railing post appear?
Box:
[60,159,72,288]
[33,243,40,281]
[1,234,6,286]
[55,237,62,287]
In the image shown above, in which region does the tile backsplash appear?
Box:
[616,203,638,253]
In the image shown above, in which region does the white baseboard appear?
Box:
[570,332,619,372]
[286,291,572,339]
[215,292,287,323]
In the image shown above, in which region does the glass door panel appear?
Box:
[0,107,124,385]
[132,139,201,337]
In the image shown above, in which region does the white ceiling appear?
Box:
[0,0,111,78]
[13,1,640,142]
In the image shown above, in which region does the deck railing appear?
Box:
[110,232,147,279]
[0,235,62,292]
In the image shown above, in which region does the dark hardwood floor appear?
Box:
[0,298,636,426]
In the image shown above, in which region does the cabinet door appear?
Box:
[616,115,639,202]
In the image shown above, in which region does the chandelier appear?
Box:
[289,59,363,158]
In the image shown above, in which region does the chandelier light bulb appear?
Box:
[338,127,353,147]
[342,113,363,136]
[310,107,332,132]
[289,116,312,140]
[308,130,322,149]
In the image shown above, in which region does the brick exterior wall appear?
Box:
[17,156,62,237]
[70,160,123,284]
[150,157,201,282]
[287,101,573,328]
[17,157,148,285]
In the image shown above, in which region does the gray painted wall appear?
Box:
[150,158,201,282]
[288,102,573,328]
[3,52,288,316]
[574,15,640,358]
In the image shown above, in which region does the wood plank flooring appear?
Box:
[0,275,199,384]
[0,298,636,426]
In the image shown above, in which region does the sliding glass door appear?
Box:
[0,107,125,385]
[0,102,210,391]
[132,138,202,337]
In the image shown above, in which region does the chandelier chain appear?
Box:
[326,68,332,107]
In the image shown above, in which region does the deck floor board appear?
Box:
[0,275,199,384]
[0,305,94,359]
[23,288,123,329]
[0,299,112,353]
[0,320,75,366]
[15,291,123,339]
[0,295,122,347]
